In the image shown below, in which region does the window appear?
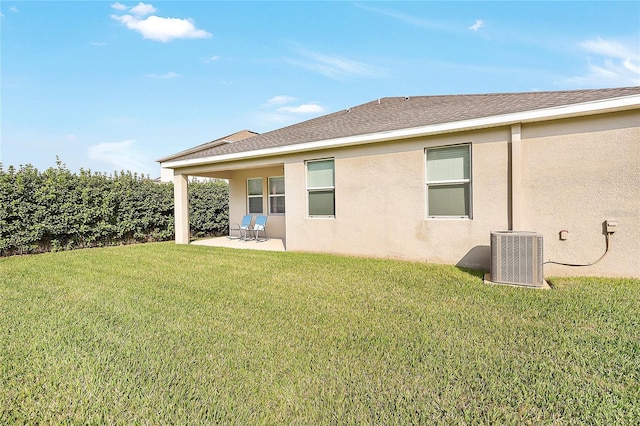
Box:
[247,178,263,214]
[268,176,285,215]
[426,144,471,218]
[306,159,335,217]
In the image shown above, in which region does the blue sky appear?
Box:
[2,1,639,177]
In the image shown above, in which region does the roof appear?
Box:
[162,87,640,166]
[158,129,258,162]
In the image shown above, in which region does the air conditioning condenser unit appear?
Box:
[490,231,543,287]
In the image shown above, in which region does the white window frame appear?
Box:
[247,177,263,214]
[425,144,472,219]
[306,158,335,218]
[268,176,285,216]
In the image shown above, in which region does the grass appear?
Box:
[1,243,638,424]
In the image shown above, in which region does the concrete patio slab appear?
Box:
[190,236,285,252]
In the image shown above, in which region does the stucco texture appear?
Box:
[185,109,639,278]
[283,130,510,270]
[228,166,286,241]
[520,111,640,277]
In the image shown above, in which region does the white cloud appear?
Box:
[91,41,107,47]
[255,96,325,126]
[145,71,181,79]
[203,55,220,63]
[624,58,640,75]
[111,5,212,42]
[289,48,384,80]
[130,2,156,16]
[264,95,297,106]
[581,37,637,62]
[355,3,447,30]
[255,112,295,125]
[2,6,18,16]
[88,140,154,175]
[277,104,325,114]
[468,19,484,31]
[566,37,640,87]
[111,2,127,11]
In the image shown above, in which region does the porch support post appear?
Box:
[174,173,190,244]
[510,123,522,231]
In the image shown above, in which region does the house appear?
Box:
[159,87,640,278]
[158,130,259,182]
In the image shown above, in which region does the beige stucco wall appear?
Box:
[171,109,639,278]
[520,111,640,277]
[228,165,286,240]
[281,110,639,277]
[284,128,511,270]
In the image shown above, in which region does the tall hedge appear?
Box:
[189,178,229,238]
[0,161,229,256]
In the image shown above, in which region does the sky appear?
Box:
[1,1,639,177]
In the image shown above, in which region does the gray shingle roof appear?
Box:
[163,87,640,163]
[158,129,259,162]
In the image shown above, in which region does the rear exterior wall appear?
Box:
[520,111,640,277]
[228,166,286,240]
[218,109,638,277]
[284,128,511,270]
[282,110,639,277]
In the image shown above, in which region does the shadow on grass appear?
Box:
[455,266,485,281]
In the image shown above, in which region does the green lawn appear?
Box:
[1,243,638,424]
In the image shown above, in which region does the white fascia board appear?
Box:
[163,94,640,169]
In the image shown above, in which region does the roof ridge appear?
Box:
[377,86,640,100]
[344,87,640,111]
[160,86,640,165]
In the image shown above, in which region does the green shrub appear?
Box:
[0,160,228,256]
[189,179,229,237]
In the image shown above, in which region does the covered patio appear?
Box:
[190,236,286,252]
[158,130,287,248]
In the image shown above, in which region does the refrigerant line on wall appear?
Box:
[544,233,611,267]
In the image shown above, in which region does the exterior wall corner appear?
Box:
[174,173,190,244]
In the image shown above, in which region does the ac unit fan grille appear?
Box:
[491,231,543,286]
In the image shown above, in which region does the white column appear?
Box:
[174,173,190,244]
[510,123,522,231]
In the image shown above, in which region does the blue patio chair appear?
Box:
[228,215,253,240]
[249,215,268,242]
